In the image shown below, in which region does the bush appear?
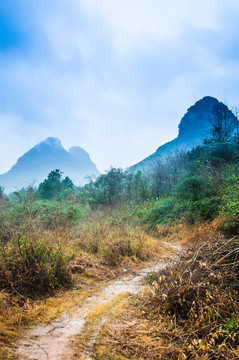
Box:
[0,235,72,297]
[148,236,239,359]
[219,165,239,235]
[193,196,220,221]
[34,201,89,230]
[138,198,187,227]
[220,165,239,218]
[1,200,88,231]
[176,173,214,202]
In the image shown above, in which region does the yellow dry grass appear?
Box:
[156,216,225,246]
[73,293,131,360]
[89,295,170,360]
[91,232,239,360]
[0,232,166,359]
[0,279,108,359]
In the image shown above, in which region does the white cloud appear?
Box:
[0,112,30,173]
[1,0,239,176]
[80,0,222,53]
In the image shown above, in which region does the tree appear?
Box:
[231,105,239,141]
[92,168,125,205]
[47,169,63,183]
[201,104,239,166]
[124,171,150,203]
[62,176,74,190]
[0,186,4,200]
[37,170,74,200]
[80,168,149,206]
[149,151,188,197]
[208,103,238,144]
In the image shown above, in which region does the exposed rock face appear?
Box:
[0,137,99,193]
[178,96,219,142]
[130,96,237,172]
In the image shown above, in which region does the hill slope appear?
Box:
[130,96,237,172]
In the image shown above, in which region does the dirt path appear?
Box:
[16,244,181,360]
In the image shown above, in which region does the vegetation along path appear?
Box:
[16,243,181,360]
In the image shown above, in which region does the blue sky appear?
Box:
[0,0,239,173]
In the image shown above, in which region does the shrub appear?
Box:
[176,173,214,202]
[1,200,88,231]
[193,196,220,221]
[219,165,239,235]
[148,236,239,359]
[138,198,187,227]
[0,235,72,298]
[34,201,89,230]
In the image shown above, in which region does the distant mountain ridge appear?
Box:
[0,137,99,193]
[130,96,237,172]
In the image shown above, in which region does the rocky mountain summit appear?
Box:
[130,96,237,172]
[0,137,99,193]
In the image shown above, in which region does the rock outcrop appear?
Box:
[130,96,237,172]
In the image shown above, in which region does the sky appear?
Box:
[0,0,239,174]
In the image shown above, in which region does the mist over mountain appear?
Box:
[0,137,99,193]
[130,96,237,172]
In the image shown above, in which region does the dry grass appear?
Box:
[0,250,138,360]
[0,274,112,360]
[92,296,168,360]
[155,216,225,246]
[0,209,163,358]
[73,293,130,360]
[74,220,158,266]
[0,204,173,358]
[92,234,239,360]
